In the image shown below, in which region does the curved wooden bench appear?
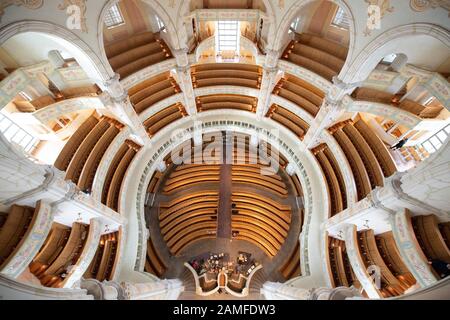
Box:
[54,116,98,171]
[129,72,169,96]
[44,223,88,280]
[333,129,372,200]
[280,241,301,280]
[160,191,218,208]
[170,227,217,255]
[116,51,168,79]
[78,125,120,191]
[160,201,218,227]
[270,113,305,138]
[159,197,218,221]
[232,221,282,250]
[0,205,36,267]
[232,215,286,241]
[232,165,283,180]
[354,120,397,177]
[145,237,166,277]
[286,53,336,81]
[234,230,277,257]
[281,80,323,106]
[163,215,217,243]
[161,209,217,235]
[109,42,162,70]
[105,32,155,58]
[297,33,348,61]
[292,43,344,73]
[193,70,260,81]
[163,176,220,194]
[343,124,384,188]
[315,150,344,216]
[193,63,261,73]
[101,144,129,205]
[200,102,254,112]
[232,175,288,197]
[412,215,450,263]
[65,119,111,184]
[134,87,177,114]
[232,191,291,212]
[195,78,259,88]
[106,148,136,211]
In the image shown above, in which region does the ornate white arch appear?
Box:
[342,23,450,83]
[176,0,277,51]
[272,0,356,80]
[0,20,111,82]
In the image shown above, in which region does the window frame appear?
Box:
[104,4,125,29]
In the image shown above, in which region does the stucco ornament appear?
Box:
[410,0,450,16]
[364,0,394,36]
[0,0,43,21]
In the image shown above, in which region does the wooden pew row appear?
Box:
[314,147,344,217]
[129,72,180,114]
[342,123,384,189]
[65,118,111,184]
[279,241,301,280]
[30,223,71,278]
[233,229,277,258]
[160,198,218,226]
[105,31,172,79]
[145,236,167,277]
[232,216,285,247]
[191,63,262,89]
[353,120,397,177]
[266,104,309,139]
[357,229,407,297]
[285,50,336,81]
[231,171,288,197]
[162,165,220,194]
[147,171,163,194]
[84,232,119,282]
[0,205,37,268]
[143,103,186,137]
[54,116,99,171]
[101,144,129,205]
[78,124,121,192]
[106,146,138,212]
[332,128,372,200]
[170,225,217,256]
[439,222,450,249]
[232,192,291,223]
[375,232,417,287]
[411,215,450,264]
[61,85,101,99]
[292,42,345,73]
[34,222,88,288]
[327,237,349,287]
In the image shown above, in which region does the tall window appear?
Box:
[104,4,124,29]
[156,15,167,33]
[331,7,350,30]
[288,17,300,34]
[216,21,240,53]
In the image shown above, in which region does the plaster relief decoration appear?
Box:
[0,0,43,21]
[364,0,394,36]
[58,0,88,33]
[278,0,285,9]
[410,0,450,16]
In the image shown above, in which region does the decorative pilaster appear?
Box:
[0,200,54,278]
[390,210,438,288]
[101,75,150,145]
[176,65,197,116]
[256,49,281,119]
[342,224,382,298]
[62,218,104,289]
[121,278,184,300]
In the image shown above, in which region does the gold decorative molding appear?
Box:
[364,0,394,36]
[58,0,88,33]
[410,0,450,16]
[0,0,43,21]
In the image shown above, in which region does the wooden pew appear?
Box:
[106,147,137,211]
[143,103,185,137]
[353,120,397,177]
[314,149,344,217]
[279,241,301,280]
[65,119,111,184]
[30,223,71,277]
[41,222,88,287]
[78,125,120,192]
[266,104,308,139]
[333,128,372,200]
[342,124,384,188]
[170,226,217,255]
[145,236,166,277]
[61,85,100,99]
[323,147,347,209]
[54,116,99,171]
[233,229,278,257]
[412,215,450,264]
[101,144,129,205]
[191,63,262,89]
[0,205,36,267]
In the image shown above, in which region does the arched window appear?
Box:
[104,4,125,29]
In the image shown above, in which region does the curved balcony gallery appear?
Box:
[272,73,324,117]
[13,85,101,113]
[282,33,348,82]
[128,72,181,115]
[191,63,262,89]
[30,222,89,288]
[266,104,310,140]
[278,241,301,281]
[105,31,172,80]
[0,204,38,269]
[196,94,257,113]
[84,231,120,282]
[143,103,187,138]
[312,144,347,217]
[101,140,141,212]
[328,119,397,201]
[352,87,444,119]
[53,114,124,193]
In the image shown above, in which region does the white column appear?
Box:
[342,224,382,299]
[121,279,184,300]
[62,218,104,288]
[173,48,197,116]
[390,210,438,288]
[255,49,281,119]
[101,75,150,145]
